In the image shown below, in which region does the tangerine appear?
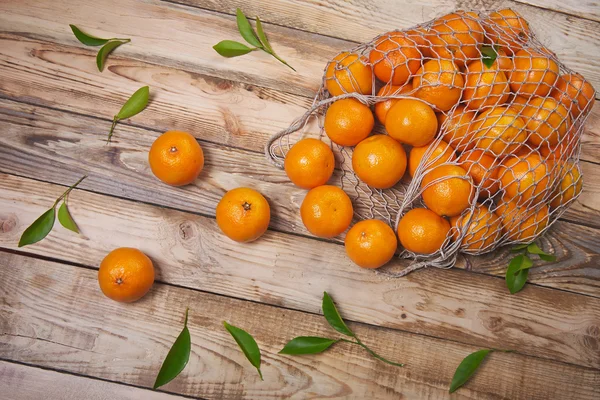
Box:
[509,50,559,97]
[374,84,412,124]
[345,219,398,269]
[463,59,510,110]
[397,208,451,254]
[521,97,570,147]
[352,135,407,189]
[498,153,550,206]
[457,149,499,198]
[408,140,456,177]
[324,98,374,146]
[450,205,502,251]
[216,187,270,242]
[550,161,582,209]
[325,52,373,96]
[468,106,527,156]
[385,98,438,146]
[429,11,485,67]
[369,32,422,85]
[551,73,596,119]
[438,106,477,151]
[300,185,353,238]
[149,130,204,186]
[496,200,549,242]
[98,247,155,303]
[284,138,335,189]
[421,165,474,217]
[484,9,531,55]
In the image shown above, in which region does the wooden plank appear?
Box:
[1,252,599,399]
[513,0,600,23]
[0,361,188,400]
[1,96,599,297]
[0,174,599,368]
[0,0,599,100]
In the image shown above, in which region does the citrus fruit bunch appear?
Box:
[267,8,595,273]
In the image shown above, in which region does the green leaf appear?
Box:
[96,40,128,72]
[154,309,191,389]
[322,292,354,337]
[58,201,79,233]
[505,254,532,294]
[236,8,263,48]
[223,321,263,380]
[255,17,273,53]
[117,86,150,119]
[69,24,110,46]
[213,40,255,58]
[279,336,338,355]
[481,45,498,68]
[511,243,529,252]
[449,349,492,393]
[526,243,557,262]
[18,208,56,247]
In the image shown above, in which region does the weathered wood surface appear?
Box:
[0,362,188,400]
[1,252,599,399]
[1,174,599,369]
[1,97,599,297]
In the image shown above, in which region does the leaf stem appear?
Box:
[107,116,119,144]
[340,338,404,367]
[269,51,296,71]
[53,175,88,208]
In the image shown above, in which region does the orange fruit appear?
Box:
[539,127,579,162]
[508,94,529,114]
[385,98,438,146]
[345,219,398,269]
[408,140,456,177]
[374,84,413,124]
[324,98,374,146]
[421,165,474,217]
[98,247,155,303]
[352,135,407,189]
[551,73,596,119]
[484,9,531,55]
[412,59,465,111]
[216,187,270,242]
[325,52,373,96]
[369,31,422,85]
[496,200,549,242]
[406,27,432,58]
[463,59,510,110]
[149,130,204,186]
[498,153,550,206]
[438,106,477,151]
[457,149,499,198]
[550,161,583,209]
[429,11,485,67]
[397,208,451,254]
[450,205,502,251]
[468,106,527,156]
[521,97,570,147]
[300,185,353,238]
[496,47,514,72]
[284,138,335,189]
[509,50,559,97]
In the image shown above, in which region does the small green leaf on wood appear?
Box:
[255,17,273,53]
[108,86,150,143]
[449,349,492,393]
[223,321,263,380]
[481,45,498,68]
[511,243,529,252]
[279,336,338,355]
[154,308,191,389]
[236,8,263,48]
[18,208,55,247]
[213,40,255,58]
[69,24,110,46]
[96,39,129,72]
[526,243,556,262]
[322,292,354,337]
[505,254,533,294]
[58,201,79,233]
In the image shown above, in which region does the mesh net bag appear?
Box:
[265,9,596,276]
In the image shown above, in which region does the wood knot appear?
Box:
[0,215,17,234]
[179,221,195,241]
[219,107,244,136]
[400,313,407,319]
[483,316,504,332]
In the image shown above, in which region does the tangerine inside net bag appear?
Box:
[266,9,595,276]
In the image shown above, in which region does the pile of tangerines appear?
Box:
[283,9,594,269]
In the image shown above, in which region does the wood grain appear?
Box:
[0,361,189,400]
[0,0,599,100]
[513,0,600,22]
[1,252,599,399]
[0,174,599,369]
[1,97,599,297]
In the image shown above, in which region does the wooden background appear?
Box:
[1,0,599,399]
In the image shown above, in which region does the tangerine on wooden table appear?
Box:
[468,106,526,156]
[550,161,583,209]
[216,187,271,242]
[408,140,456,177]
[438,106,477,152]
[450,205,502,252]
[484,9,531,55]
[397,208,451,254]
[496,200,549,242]
[369,31,422,85]
[149,130,204,186]
[421,165,474,217]
[345,219,398,269]
[325,52,373,96]
[457,149,499,198]
[98,247,155,303]
[412,59,465,111]
[300,185,353,238]
[374,84,412,125]
[352,134,407,189]
[463,59,510,110]
[385,98,438,146]
[509,49,560,97]
[551,73,596,119]
[324,98,374,146]
[428,11,484,67]
[498,153,551,206]
[521,97,570,147]
[284,138,335,189]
